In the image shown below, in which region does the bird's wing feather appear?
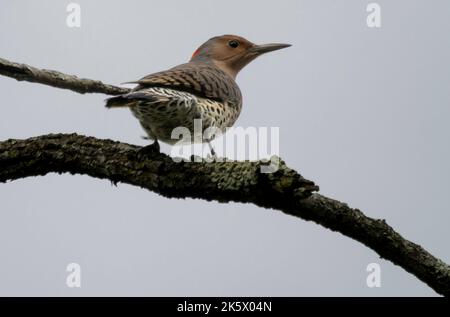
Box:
[105,91,169,108]
[128,62,241,103]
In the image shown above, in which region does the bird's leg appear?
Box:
[207,141,217,159]
[137,139,160,156]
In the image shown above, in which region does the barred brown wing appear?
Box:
[128,62,242,106]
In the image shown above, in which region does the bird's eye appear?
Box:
[228,40,240,48]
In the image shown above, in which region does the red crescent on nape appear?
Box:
[191,47,201,59]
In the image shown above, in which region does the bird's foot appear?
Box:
[137,140,160,157]
[205,153,218,162]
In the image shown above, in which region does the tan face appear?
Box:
[204,35,255,61]
[191,35,254,61]
[206,35,257,78]
[190,35,291,79]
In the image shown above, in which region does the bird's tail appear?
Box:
[106,90,168,109]
[105,95,136,108]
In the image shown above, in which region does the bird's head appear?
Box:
[190,35,291,79]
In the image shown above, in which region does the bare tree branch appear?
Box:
[1,57,449,296]
[0,57,130,95]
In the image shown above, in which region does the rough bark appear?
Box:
[1,57,449,296]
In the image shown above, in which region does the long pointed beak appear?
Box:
[249,43,292,55]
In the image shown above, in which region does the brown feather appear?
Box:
[127,62,242,107]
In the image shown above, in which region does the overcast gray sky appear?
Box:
[1,0,449,296]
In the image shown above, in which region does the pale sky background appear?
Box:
[0,0,449,296]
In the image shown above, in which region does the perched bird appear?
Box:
[105,35,290,154]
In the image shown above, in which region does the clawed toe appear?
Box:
[137,140,160,157]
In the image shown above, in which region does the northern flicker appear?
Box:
[105,35,290,154]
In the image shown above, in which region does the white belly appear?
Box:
[130,87,241,144]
